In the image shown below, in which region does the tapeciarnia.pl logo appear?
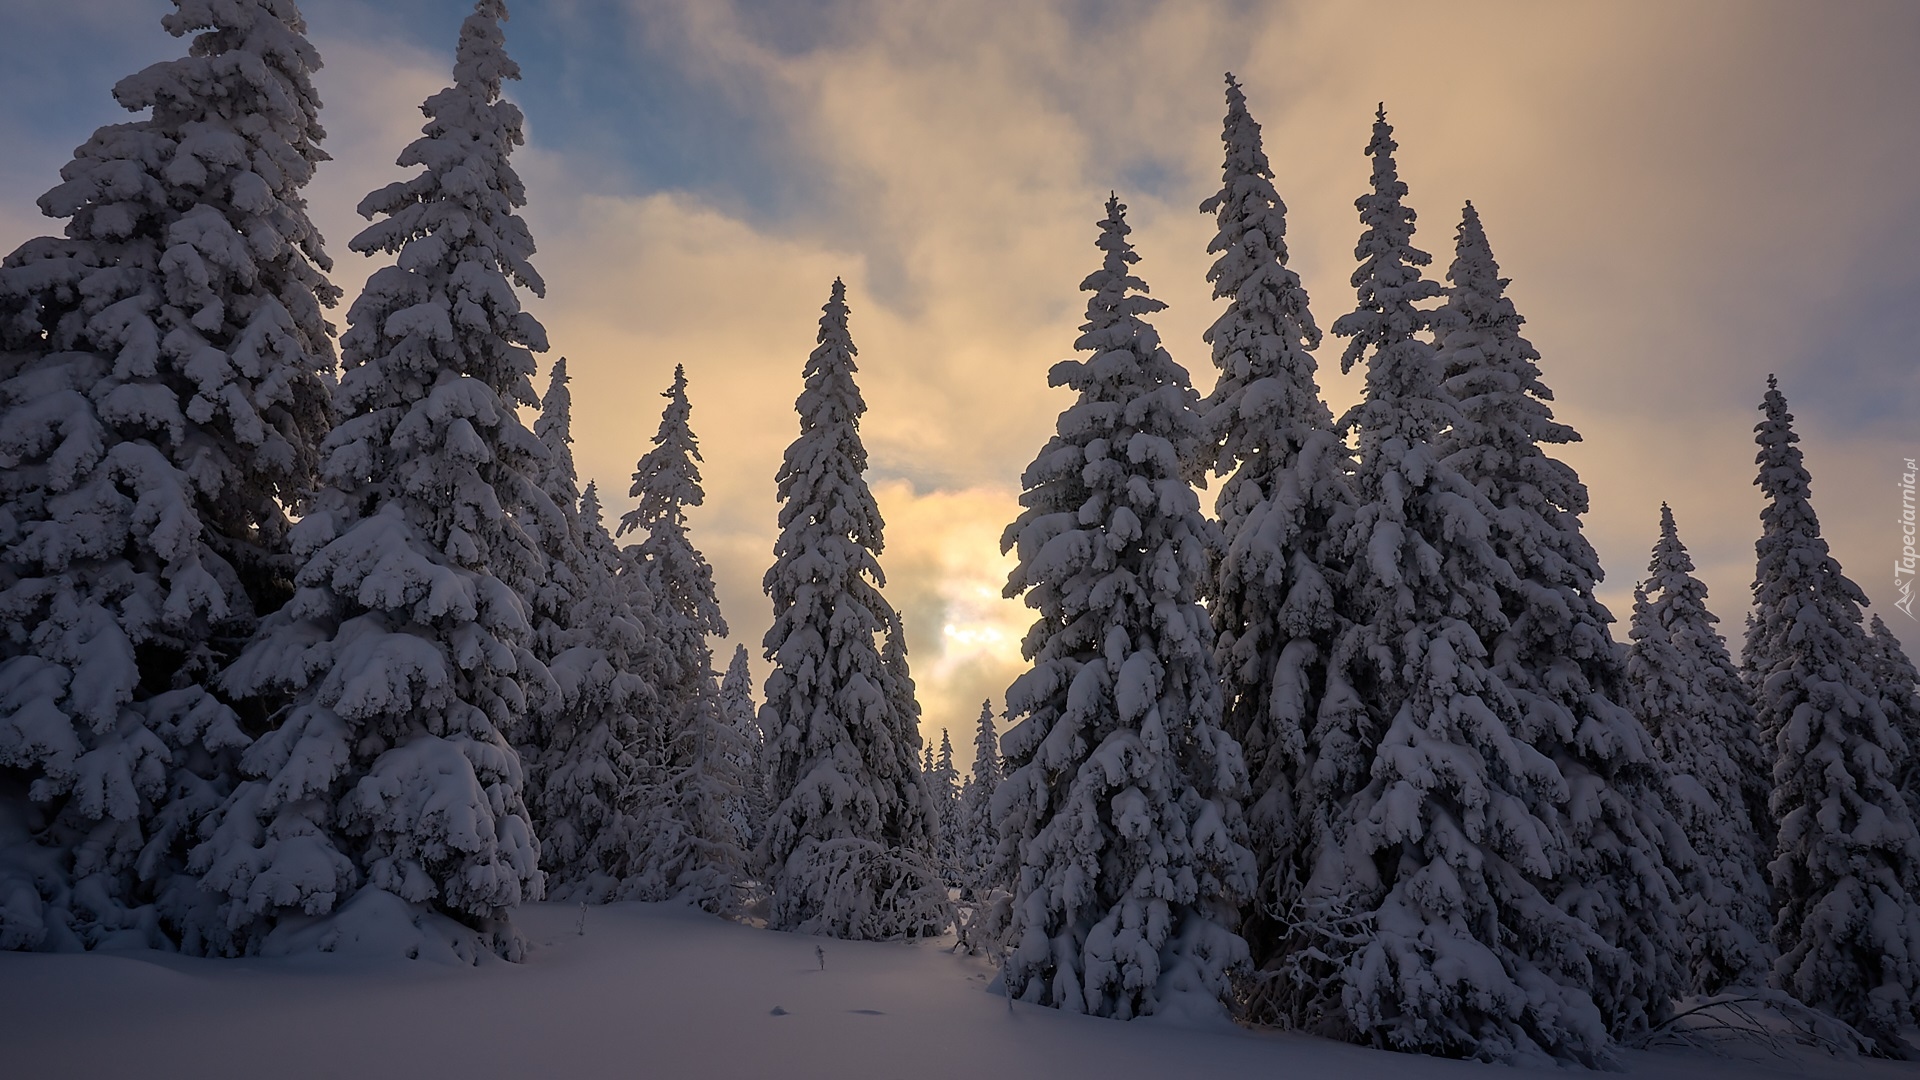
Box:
[1900,457,1918,619]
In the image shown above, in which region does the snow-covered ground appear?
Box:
[1,901,1915,1080]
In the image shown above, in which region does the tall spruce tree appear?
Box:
[877,609,936,858]
[995,194,1254,1020]
[518,357,587,875]
[198,0,548,958]
[1432,201,1685,1039]
[959,699,1002,895]
[615,364,745,911]
[1311,111,1609,1064]
[757,279,943,939]
[526,357,583,664]
[0,0,336,952]
[935,728,959,808]
[1745,377,1920,1050]
[521,361,659,902]
[542,480,658,900]
[1625,503,1773,992]
[1194,74,1358,1015]
[932,727,961,882]
[718,644,764,855]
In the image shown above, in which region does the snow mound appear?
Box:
[259,886,500,965]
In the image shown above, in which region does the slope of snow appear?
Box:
[0,901,1914,1080]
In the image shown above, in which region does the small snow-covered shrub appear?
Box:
[772,837,948,941]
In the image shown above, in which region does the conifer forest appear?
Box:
[2,2,1918,1077]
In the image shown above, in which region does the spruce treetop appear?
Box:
[348,0,546,388]
[1872,614,1916,668]
[764,277,889,642]
[535,356,579,512]
[1004,194,1210,646]
[30,0,337,287]
[1437,201,1584,516]
[622,364,706,539]
[1199,72,1332,475]
[961,698,1003,897]
[577,480,623,571]
[1331,107,1449,465]
[1745,375,1873,682]
[1641,504,1712,631]
[969,699,1000,791]
[242,0,548,646]
[1329,111,1498,631]
[622,364,726,642]
[1078,193,1171,348]
[770,277,885,561]
[1631,504,1748,754]
[722,643,755,701]
[570,479,613,572]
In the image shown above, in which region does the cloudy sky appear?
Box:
[4,0,1917,769]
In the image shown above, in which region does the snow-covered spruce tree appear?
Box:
[1744,376,1920,1050]
[878,608,939,857]
[1867,614,1920,825]
[918,738,944,880]
[519,357,658,903]
[935,729,959,820]
[718,644,764,856]
[614,363,747,912]
[995,194,1254,1020]
[538,479,659,901]
[959,699,1002,895]
[932,728,961,882]
[197,0,550,958]
[1309,111,1611,1064]
[527,356,584,663]
[1625,503,1773,993]
[1194,74,1359,1015]
[757,279,943,938]
[517,354,580,805]
[0,0,336,952]
[1432,201,1685,1040]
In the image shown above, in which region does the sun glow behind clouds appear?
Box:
[865,481,1028,760]
[939,583,1017,674]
